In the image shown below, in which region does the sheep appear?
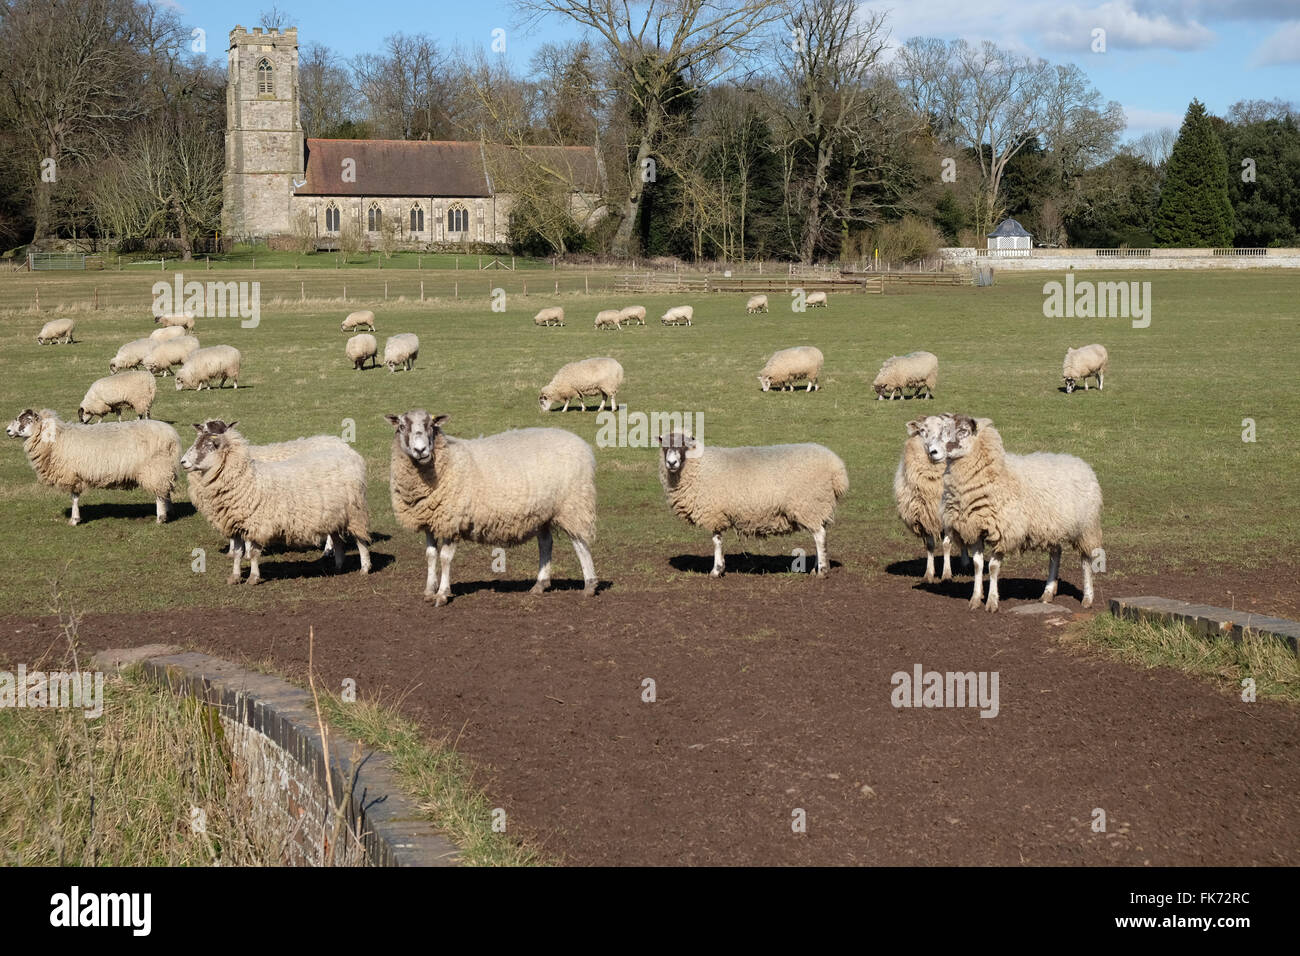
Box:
[142,335,200,377]
[1063,344,1108,393]
[896,415,967,583]
[345,334,378,370]
[384,333,419,372]
[618,305,646,326]
[149,325,187,343]
[595,309,623,331]
[109,338,156,374]
[179,420,371,584]
[661,305,694,326]
[873,350,938,400]
[385,410,598,606]
[6,408,178,525]
[155,312,195,330]
[538,357,624,412]
[78,371,157,423]
[924,414,1103,612]
[656,431,849,578]
[533,307,565,327]
[340,309,376,333]
[37,319,75,345]
[746,295,769,314]
[805,290,828,308]
[759,346,824,392]
[175,345,241,390]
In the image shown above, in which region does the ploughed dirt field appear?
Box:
[4,558,1298,866]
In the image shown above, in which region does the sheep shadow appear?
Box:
[239,547,397,582]
[70,501,198,524]
[443,577,608,599]
[669,552,842,576]
[886,559,1085,603]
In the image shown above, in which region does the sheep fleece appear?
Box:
[25,412,178,498]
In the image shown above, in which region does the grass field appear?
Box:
[0,268,1296,617]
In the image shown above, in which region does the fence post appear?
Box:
[455,281,458,298]
[420,280,424,301]
[385,280,388,299]
[343,284,347,301]
[161,257,165,271]
[34,287,40,311]
[585,274,589,294]
[94,286,99,310]
[523,279,527,295]
[301,281,305,302]
[555,280,558,294]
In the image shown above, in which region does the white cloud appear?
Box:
[1252,20,1300,65]
[1036,1,1214,51]
[1122,106,1185,132]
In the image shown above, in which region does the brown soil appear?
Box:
[4,559,1298,866]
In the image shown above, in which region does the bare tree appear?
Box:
[1124,127,1176,168]
[258,5,293,29]
[353,33,451,140]
[300,44,355,138]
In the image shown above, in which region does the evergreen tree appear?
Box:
[1153,99,1234,246]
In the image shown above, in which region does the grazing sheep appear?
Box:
[345,334,378,370]
[759,346,824,392]
[533,306,565,327]
[656,432,849,577]
[873,350,938,400]
[385,410,599,606]
[1063,344,1108,393]
[37,319,75,345]
[661,305,694,326]
[805,290,828,308]
[78,371,157,423]
[180,420,371,584]
[142,335,200,377]
[340,309,376,332]
[618,305,646,326]
[175,345,241,390]
[928,414,1103,612]
[149,325,187,343]
[109,338,156,374]
[896,416,967,583]
[6,408,178,525]
[595,309,623,331]
[384,333,419,372]
[155,312,195,330]
[746,295,769,314]
[539,357,624,412]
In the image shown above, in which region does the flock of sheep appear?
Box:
[12,296,1110,611]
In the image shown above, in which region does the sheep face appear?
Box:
[6,409,39,439]
[758,375,772,392]
[538,391,555,412]
[656,432,698,474]
[180,420,238,473]
[907,415,954,464]
[941,415,994,462]
[1063,377,1077,394]
[78,407,91,424]
[386,409,449,467]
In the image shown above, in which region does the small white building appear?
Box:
[986,218,1032,257]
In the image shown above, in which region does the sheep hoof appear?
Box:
[815,566,828,579]
[940,570,951,582]
[583,580,597,597]
[529,580,551,595]
[428,592,449,607]
[985,599,998,613]
[709,568,724,578]
[247,575,262,586]
[227,574,242,585]
[967,598,982,611]
[1082,595,1094,609]
[923,572,935,584]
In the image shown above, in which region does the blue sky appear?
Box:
[176,0,1299,138]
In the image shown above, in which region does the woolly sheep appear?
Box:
[345,334,378,370]
[896,415,966,583]
[533,306,565,327]
[384,333,419,372]
[656,432,849,577]
[149,325,187,343]
[661,305,694,326]
[746,295,769,314]
[385,410,599,606]
[180,420,371,584]
[595,309,623,331]
[142,335,200,377]
[1063,344,1108,393]
[155,312,195,330]
[805,290,828,308]
[618,305,646,326]
[539,357,624,412]
[109,338,156,374]
[37,319,75,345]
[341,309,376,332]
[873,350,938,400]
[6,408,178,525]
[175,345,241,390]
[79,371,157,423]
[924,414,1103,612]
[759,346,824,392]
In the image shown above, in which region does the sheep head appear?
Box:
[6,408,40,439]
[181,420,238,473]
[943,415,994,461]
[908,414,956,464]
[656,431,699,474]
[386,410,448,467]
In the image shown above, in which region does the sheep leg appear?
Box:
[1042,546,1061,602]
[609,392,617,411]
[922,533,937,583]
[710,533,726,578]
[423,532,439,599]
[69,493,81,526]
[561,399,570,412]
[571,537,598,596]
[356,539,370,573]
[806,380,813,392]
[1081,555,1094,608]
[227,538,239,556]
[432,541,457,606]
[595,395,606,412]
[968,546,985,611]
[228,537,244,584]
[985,555,1001,612]
[531,525,553,594]
[813,526,828,577]
[330,533,345,571]
[246,543,263,585]
[155,495,170,524]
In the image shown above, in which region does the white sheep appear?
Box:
[79,371,157,423]
[746,295,769,314]
[656,432,849,577]
[142,335,200,377]
[149,325,187,343]
[180,420,371,584]
[539,357,624,412]
[345,334,378,370]
[896,415,966,582]
[533,307,565,327]
[37,319,75,345]
[595,309,623,331]
[385,410,599,606]
[759,346,824,392]
[1063,344,1108,393]
[661,305,694,326]
[873,351,938,400]
[175,346,241,390]
[384,333,419,372]
[109,338,156,374]
[618,305,646,326]
[805,290,828,308]
[6,408,178,525]
[155,312,195,330]
[341,309,376,332]
[926,414,1103,612]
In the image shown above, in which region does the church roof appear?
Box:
[298,139,600,198]
[987,218,1032,238]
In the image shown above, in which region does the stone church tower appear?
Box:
[222,26,304,238]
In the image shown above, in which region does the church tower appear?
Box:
[223,25,304,238]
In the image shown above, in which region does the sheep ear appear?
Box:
[191,423,204,432]
[905,420,923,437]
[383,414,402,428]
[974,418,993,432]
[432,414,450,428]
[683,435,698,450]
[227,421,238,430]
